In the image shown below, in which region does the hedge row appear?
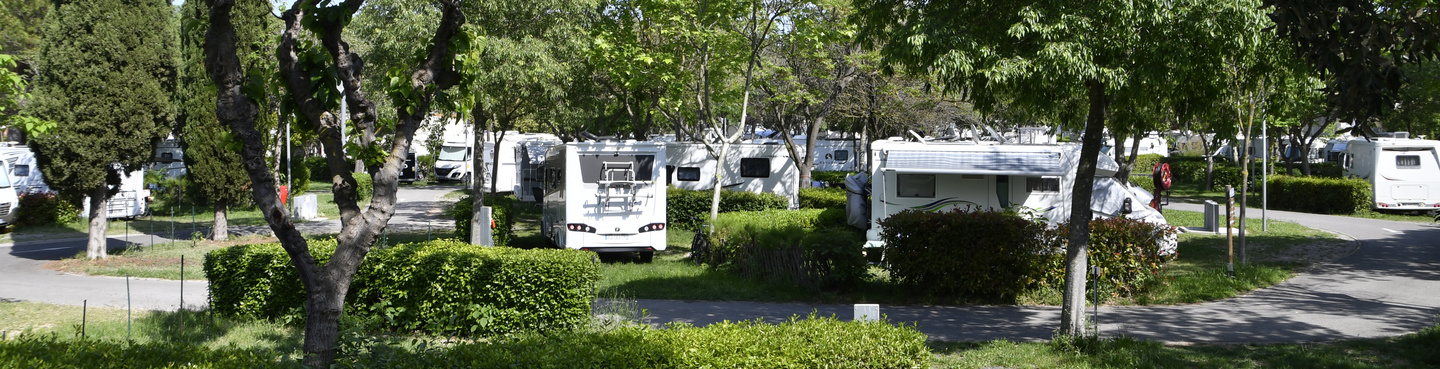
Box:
[667,187,789,230]
[14,192,80,227]
[2,315,929,369]
[701,208,865,290]
[451,193,516,246]
[798,187,847,209]
[1265,175,1372,214]
[879,209,1175,299]
[205,239,599,336]
[810,171,854,187]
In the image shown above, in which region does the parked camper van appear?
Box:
[853,139,1172,252]
[515,136,563,202]
[1342,136,1440,210]
[81,163,151,220]
[664,142,800,208]
[541,140,668,261]
[0,164,19,231]
[0,145,53,194]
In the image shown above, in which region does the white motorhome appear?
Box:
[1341,136,1440,210]
[790,136,861,172]
[855,139,1172,252]
[0,145,54,194]
[664,142,800,208]
[1107,133,1170,158]
[541,140,668,261]
[0,165,19,231]
[436,131,561,193]
[150,137,186,178]
[515,135,563,202]
[81,163,152,220]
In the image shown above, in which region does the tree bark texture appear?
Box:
[1060,79,1108,337]
[86,185,108,260]
[213,199,228,241]
[203,0,466,366]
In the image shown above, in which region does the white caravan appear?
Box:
[790,136,861,172]
[1107,133,1170,158]
[664,142,800,208]
[1341,136,1440,210]
[856,139,1172,252]
[0,165,19,231]
[515,135,563,202]
[81,163,152,220]
[541,140,668,261]
[0,145,54,194]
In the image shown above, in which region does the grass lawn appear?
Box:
[0,301,300,353]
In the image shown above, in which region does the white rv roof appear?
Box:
[873,141,1120,177]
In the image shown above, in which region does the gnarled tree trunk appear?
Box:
[1060,79,1108,337]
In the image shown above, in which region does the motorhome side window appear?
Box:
[578,154,654,183]
[832,150,850,161]
[896,174,935,198]
[13,164,27,177]
[740,158,770,178]
[1026,177,1060,193]
[676,167,701,182]
[1396,155,1422,169]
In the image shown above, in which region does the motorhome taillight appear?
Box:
[566,223,596,233]
[638,223,666,233]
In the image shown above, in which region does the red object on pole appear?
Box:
[279,185,290,205]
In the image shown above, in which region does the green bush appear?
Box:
[798,187,847,209]
[703,208,866,290]
[810,171,853,187]
[1041,218,1177,297]
[451,193,516,246]
[1129,175,1156,194]
[14,192,80,227]
[306,156,331,184]
[1265,175,1372,214]
[1304,162,1344,178]
[0,336,294,368]
[667,187,789,230]
[1162,156,1211,185]
[205,239,599,336]
[353,172,373,200]
[278,154,311,194]
[1131,154,1165,177]
[879,209,1053,298]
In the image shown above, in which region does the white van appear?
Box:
[0,165,19,231]
[541,140,668,261]
[1342,136,1440,210]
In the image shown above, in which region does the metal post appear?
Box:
[1262,113,1268,232]
[81,300,86,339]
[180,255,184,311]
[126,273,132,340]
[1226,185,1235,277]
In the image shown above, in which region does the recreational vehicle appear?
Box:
[0,145,53,194]
[0,165,18,231]
[515,135,563,202]
[790,136,861,172]
[541,140,668,261]
[436,131,560,193]
[664,142,800,208]
[853,139,1172,252]
[1341,136,1440,210]
[81,163,152,220]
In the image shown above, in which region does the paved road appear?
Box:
[636,203,1440,343]
[0,186,461,311]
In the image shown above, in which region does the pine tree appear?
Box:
[178,0,276,241]
[28,0,177,259]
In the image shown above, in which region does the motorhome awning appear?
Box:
[882,150,1067,176]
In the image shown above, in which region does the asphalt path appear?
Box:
[0,186,461,311]
[635,202,1440,343]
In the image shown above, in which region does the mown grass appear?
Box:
[0,300,301,353]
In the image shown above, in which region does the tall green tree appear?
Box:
[28,0,177,259]
[854,0,1263,336]
[0,0,48,139]
[179,0,276,241]
[202,0,468,365]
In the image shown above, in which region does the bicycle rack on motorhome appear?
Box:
[850,138,1172,253]
[541,140,667,261]
[1341,135,1440,210]
[664,142,800,208]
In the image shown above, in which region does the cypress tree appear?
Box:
[28,0,178,259]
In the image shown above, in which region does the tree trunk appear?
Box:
[86,185,108,260]
[301,276,348,367]
[213,199,228,241]
[470,106,489,244]
[709,140,731,222]
[1060,79,1108,337]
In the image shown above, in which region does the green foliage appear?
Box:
[205,239,599,336]
[14,192,79,227]
[1132,154,1166,177]
[1306,162,1344,178]
[1265,175,1372,214]
[667,187,790,230]
[798,187,847,209]
[809,171,853,187]
[1161,156,1212,185]
[28,0,178,199]
[306,156,331,184]
[702,209,866,290]
[0,335,296,368]
[353,172,373,201]
[879,209,1053,298]
[451,193,515,246]
[278,154,311,195]
[1043,218,1178,297]
[1130,175,1156,194]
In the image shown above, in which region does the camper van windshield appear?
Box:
[437,146,468,161]
[579,154,655,183]
[0,169,11,188]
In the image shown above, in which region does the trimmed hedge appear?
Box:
[667,187,789,230]
[1265,175,1372,214]
[2,315,929,369]
[278,154,311,194]
[204,239,599,336]
[810,171,853,187]
[14,192,80,227]
[880,209,1175,299]
[798,187,847,209]
[1131,154,1165,178]
[306,156,331,184]
[451,193,516,246]
[702,208,865,290]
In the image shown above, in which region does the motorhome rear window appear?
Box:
[832,150,850,161]
[740,158,770,178]
[896,174,935,198]
[437,146,469,161]
[578,154,655,183]
[1396,155,1421,168]
[676,167,701,181]
[1026,177,1060,193]
[13,164,28,177]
